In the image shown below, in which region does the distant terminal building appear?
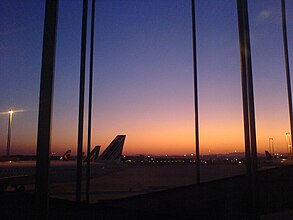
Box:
[121,154,245,165]
[121,155,145,163]
[121,155,196,164]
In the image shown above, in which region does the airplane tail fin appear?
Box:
[99,135,126,161]
[83,146,100,163]
[60,149,71,161]
[265,150,273,160]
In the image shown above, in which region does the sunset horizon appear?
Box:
[1,0,292,156]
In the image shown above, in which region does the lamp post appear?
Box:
[6,110,14,157]
[286,132,292,156]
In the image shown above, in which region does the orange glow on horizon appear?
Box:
[1,109,291,156]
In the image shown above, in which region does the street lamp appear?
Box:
[1,109,24,156]
[286,132,292,156]
[6,110,14,157]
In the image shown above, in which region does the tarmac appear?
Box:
[1,164,293,219]
[49,163,246,201]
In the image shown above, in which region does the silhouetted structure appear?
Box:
[237,0,259,217]
[86,0,96,203]
[282,0,293,160]
[191,0,200,185]
[76,0,88,202]
[35,0,58,218]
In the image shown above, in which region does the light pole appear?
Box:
[286,132,292,156]
[6,110,14,157]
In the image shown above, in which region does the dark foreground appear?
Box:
[1,165,293,219]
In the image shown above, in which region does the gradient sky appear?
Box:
[0,0,292,156]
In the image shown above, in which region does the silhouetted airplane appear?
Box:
[261,150,293,168]
[60,149,72,161]
[83,146,100,163]
[0,135,126,191]
[265,150,274,160]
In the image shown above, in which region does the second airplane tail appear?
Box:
[265,150,274,160]
[60,150,71,161]
[83,146,101,163]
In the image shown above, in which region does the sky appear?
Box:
[0,0,292,156]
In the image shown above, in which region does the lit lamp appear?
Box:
[285,133,291,153]
[6,110,14,157]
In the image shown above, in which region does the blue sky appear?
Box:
[0,0,292,155]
